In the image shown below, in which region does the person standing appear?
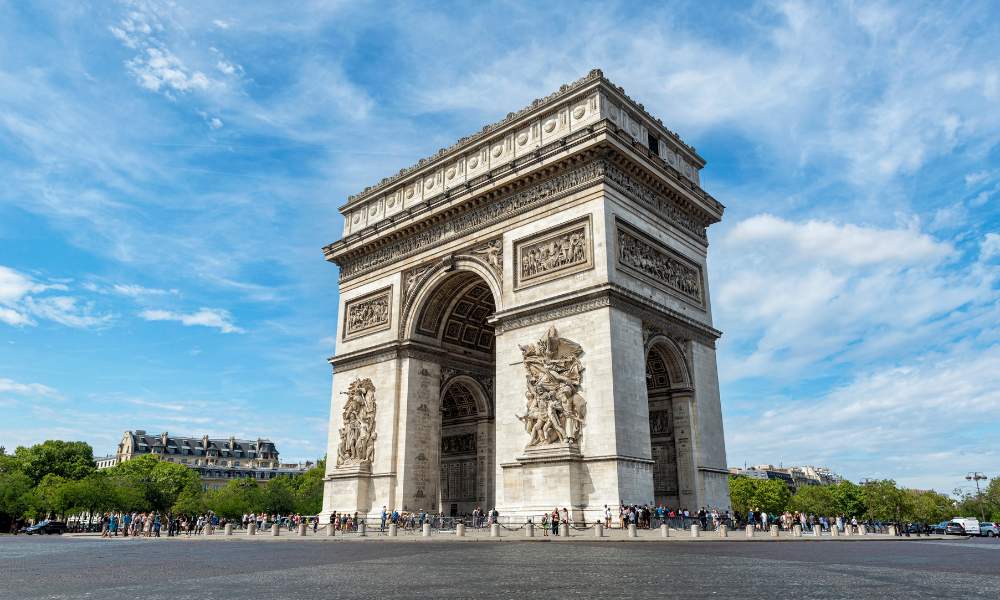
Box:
[551,508,560,536]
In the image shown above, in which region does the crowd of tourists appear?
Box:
[95,511,318,538]
[738,509,891,533]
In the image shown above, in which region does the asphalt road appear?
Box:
[2,536,998,599]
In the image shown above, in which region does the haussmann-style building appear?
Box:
[320,69,730,522]
[99,430,310,489]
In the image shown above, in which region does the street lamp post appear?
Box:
[965,472,988,523]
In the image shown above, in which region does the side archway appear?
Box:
[644,336,694,508]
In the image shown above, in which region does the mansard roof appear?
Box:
[124,430,278,458]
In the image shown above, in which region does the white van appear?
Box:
[951,517,980,536]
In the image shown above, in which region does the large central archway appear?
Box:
[645,337,695,510]
[408,266,498,517]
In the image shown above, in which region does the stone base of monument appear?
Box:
[501,442,586,523]
[661,524,670,538]
[325,462,373,516]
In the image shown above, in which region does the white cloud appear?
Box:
[140,307,245,333]
[212,19,231,30]
[965,171,990,186]
[726,343,1000,491]
[0,266,108,328]
[0,377,60,399]
[982,233,1000,260]
[714,215,996,381]
[209,117,223,129]
[128,47,211,94]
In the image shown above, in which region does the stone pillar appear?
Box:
[831,525,840,537]
[769,525,779,538]
[248,522,256,536]
[691,524,700,538]
[298,523,307,536]
[661,524,670,538]
[490,523,500,538]
[843,525,852,537]
[888,525,897,536]
[627,524,637,538]
[672,393,698,510]
[422,523,431,537]
[813,525,821,537]
[456,523,465,537]
[745,525,754,538]
[388,523,398,537]
[792,525,802,537]
[224,524,233,536]
[594,523,603,537]
[858,524,867,536]
[559,522,570,537]
[326,523,335,537]
[718,525,728,538]
[271,524,279,536]
[358,521,367,536]
[526,523,535,538]
[205,523,214,536]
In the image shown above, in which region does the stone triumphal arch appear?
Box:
[321,70,730,522]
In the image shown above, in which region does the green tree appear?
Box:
[288,460,325,515]
[261,476,295,514]
[13,440,95,484]
[754,479,792,515]
[30,474,71,519]
[728,476,756,516]
[105,455,201,512]
[830,480,865,517]
[789,484,837,516]
[0,470,34,521]
[204,479,259,518]
[906,489,954,524]
[861,479,911,522]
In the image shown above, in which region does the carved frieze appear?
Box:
[514,217,593,289]
[615,220,704,306]
[343,287,392,340]
[517,326,586,446]
[402,264,434,308]
[336,378,377,467]
[465,238,503,281]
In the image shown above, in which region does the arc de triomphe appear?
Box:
[321,69,730,522]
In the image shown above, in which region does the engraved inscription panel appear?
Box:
[616,220,704,306]
[514,217,593,289]
[343,287,392,339]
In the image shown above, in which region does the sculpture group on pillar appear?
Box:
[336,378,377,467]
[517,325,586,446]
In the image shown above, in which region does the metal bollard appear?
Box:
[793,525,802,537]
[718,525,728,538]
[691,524,701,538]
[745,525,754,538]
[224,524,233,536]
[627,524,637,538]
[526,523,535,538]
[813,525,821,537]
[490,523,500,538]
[594,523,603,538]
[422,523,431,537]
[456,523,465,537]
[661,524,670,538]
[769,525,779,538]
[298,523,307,536]
[388,523,397,537]
[248,522,256,536]
[358,521,366,536]
[271,523,280,536]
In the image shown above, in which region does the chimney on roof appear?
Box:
[202,435,209,449]
[229,436,235,450]
[160,432,168,446]
[135,430,146,436]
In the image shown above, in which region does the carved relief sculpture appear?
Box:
[616,223,704,304]
[517,325,586,446]
[344,288,391,339]
[467,238,503,280]
[336,378,377,467]
[515,217,593,289]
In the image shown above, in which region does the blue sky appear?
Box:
[1,1,997,493]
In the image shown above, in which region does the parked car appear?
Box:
[906,522,932,535]
[951,517,980,536]
[946,522,969,535]
[980,522,1000,537]
[21,520,68,535]
[931,521,949,534]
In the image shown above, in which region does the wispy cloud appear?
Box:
[140,307,244,333]
[0,377,61,399]
[0,265,109,328]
